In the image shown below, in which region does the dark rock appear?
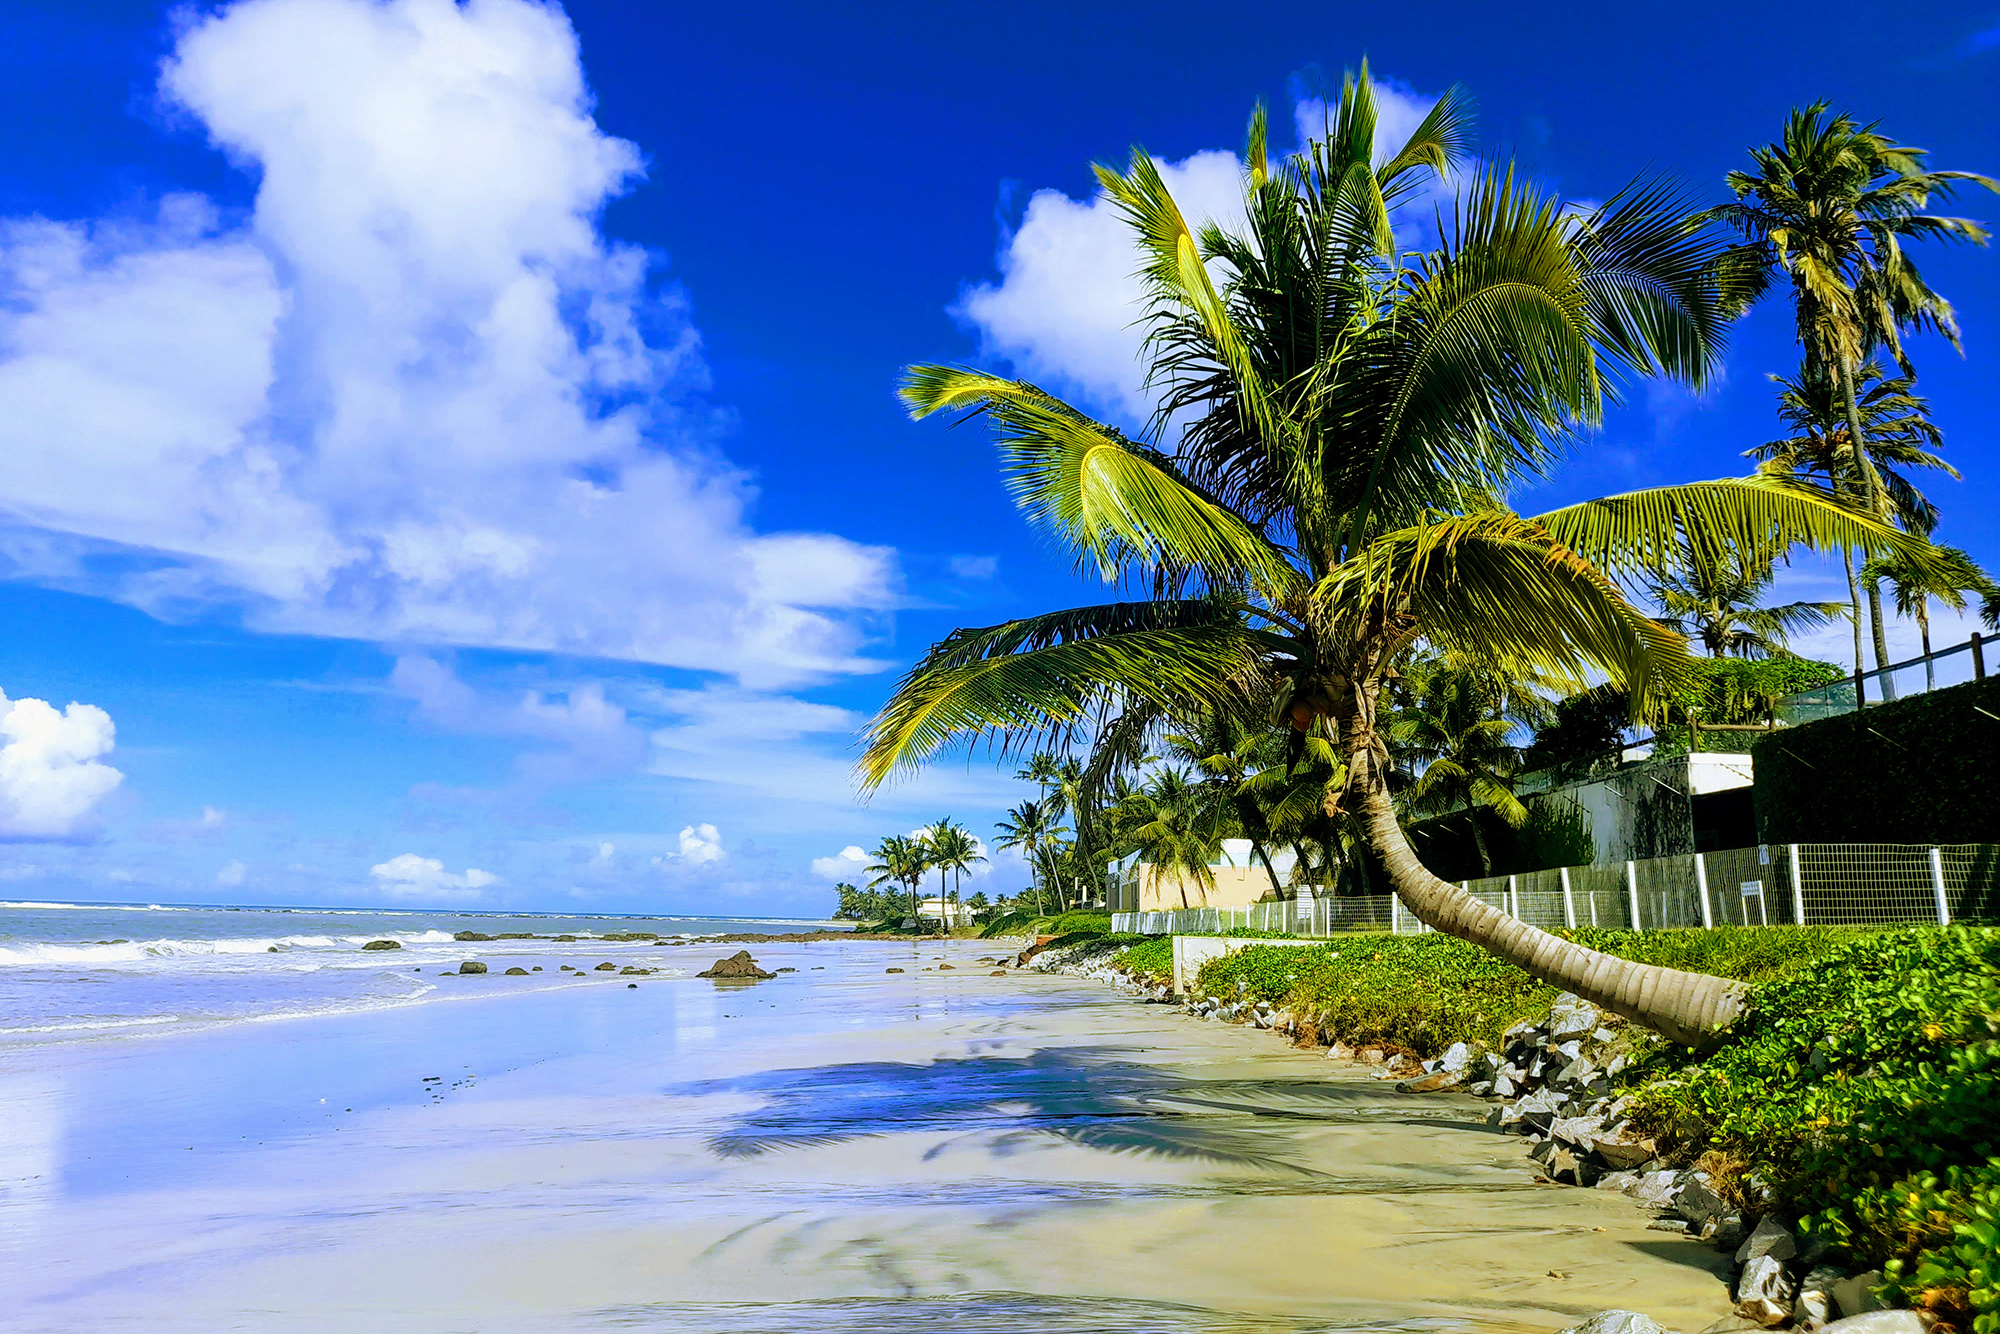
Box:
[454,931,494,942]
[776,967,797,972]
[361,939,403,951]
[267,945,279,952]
[504,967,528,976]
[697,950,774,980]
[937,963,955,970]
[885,967,904,973]
[554,935,577,942]
[495,932,533,940]
[620,966,651,975]
[1830,1273,1887,1319]
[532,966,542,971]
[990,970,1007,977]
[1674,1172,1731,1228]
[1736,1214,1798,1266]
[628,983,638,988]
[594,962,618,971]
[458,961,487,975]
[1795,1264,1843,1330]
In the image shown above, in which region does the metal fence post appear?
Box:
[1391,895,1402,935]
[1694,853,1714,930]
[1560,866,1576,929]
[1930,847,1952,926]
[1787,844,1807,926]
[1625,860,1642,930]
[1508,874,1519,919]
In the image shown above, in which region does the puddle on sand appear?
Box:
[585,1293,1469,1333]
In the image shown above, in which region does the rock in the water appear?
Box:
[553,935,577,942]
[697,950,774,980]
[1816,1312,1922,1334]
[620,966,652,975]
[361,939,402,951]
[1829,1272,1887,1319]
[937,963,955,970]
[885,967,904,973]
[454,931,493,942]
[504,967,528,976]
[1794,1264,1843,1330]
[532,966,542,971]
[1736,1254,1796,1327]
[627,983,637,988]
[990,970,1007,977]
[776,967,797,973]
[1555,1310,1673,1334]
[594,962,618,971]
[1736,1214,1798,1266]
[458,961,487,975]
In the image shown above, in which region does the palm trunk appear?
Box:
[1918,599,1934,691]
[1836,358,1894,679]
[1332,674,1744,1047]
[1468,812,1492,878]
[1843,548,1865,699]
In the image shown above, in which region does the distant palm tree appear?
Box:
[993,801,1067,913]
[1111,766,1229,909]
[923,820,985,925]
[1861,545,2000,686]
[1644,541,1845,659]
[1708,103,1995,669]
[1387,655,1535,877]
[865,835,925,930]
[1750,361,1956,675]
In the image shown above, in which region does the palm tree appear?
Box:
[1107,766,1230,909]
[1644,540,1845,659]
[860,70,1937,1044]
[1386,655,1536,877]
[1750,360,1957,679]
[865,835,926,931]
[924,820,986,925]
[1861,545,2000,687]
[1707,104,1995,670]
[993,801,1068,913]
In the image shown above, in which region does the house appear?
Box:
[1113,841,1304,913]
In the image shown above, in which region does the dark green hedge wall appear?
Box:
[1753,674,2000,844]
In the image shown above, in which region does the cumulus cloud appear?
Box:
[956,82,1452,425]
[392,653,646,785]
[0,0,894,688]
[675,823,723,864]
[0,691,124,840]
[216,860,247,887]
[369,851,498,900]
[811,844,869,880]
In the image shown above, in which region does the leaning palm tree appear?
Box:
[1386,654,1536,877]
[1707,104,1994,670]
[1750,360,1957,678]
[1643,539,1846,659]
[859,71,1939,1045]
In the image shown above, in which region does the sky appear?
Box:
[0,0,1995,915]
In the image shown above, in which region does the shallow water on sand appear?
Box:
[0,938,1733,1333]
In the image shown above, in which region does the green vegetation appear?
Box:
[1109,934,1173,983]
[1622,927,2000,1334]
[1193,926,1879,1055]
[977,908,1114,939]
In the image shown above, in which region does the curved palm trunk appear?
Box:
[1836,358,1894,681]
[1334,683,1744,1047]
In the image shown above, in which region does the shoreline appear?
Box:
[0,936,1736,1334]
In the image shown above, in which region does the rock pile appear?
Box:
[697,950,775,980]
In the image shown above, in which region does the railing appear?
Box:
[1110,842,1997,937]
[1779,630,1991,723]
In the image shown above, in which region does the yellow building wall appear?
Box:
[1134,864,1275,912]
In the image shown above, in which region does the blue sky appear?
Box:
[0,0,1995,915]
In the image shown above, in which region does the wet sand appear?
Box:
[0,938,1733,1332]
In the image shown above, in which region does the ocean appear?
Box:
[0,899,844,1050]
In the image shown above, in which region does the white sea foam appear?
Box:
[0,1015,180,1034]
[0,901,188,912]
[0,929,460,967]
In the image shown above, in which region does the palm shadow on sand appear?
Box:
[669,1046,1482,1178]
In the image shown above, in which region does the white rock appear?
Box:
[1438,1041,1474,1073]
[1794,1264,1843,1330]
[1817,1314,1925,1334]
[1736,1214,1798,1265]
[1736,1254,1796,1327]
[1674,1172,1730,1227]
[1555,1310,1672,1334]
[1829,1272,1887,1319]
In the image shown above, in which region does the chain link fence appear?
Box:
[1111,842,1995,937]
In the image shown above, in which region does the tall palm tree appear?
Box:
[993,800,1067,913]
[1861,545,2000,687]
[1644,540,1846,659]
[1386,654,1536,877]
[1707,104,1995,670]
[860,71,1938,1044]
[1110,766,1229,908]
[926,820,986,924]
[865,835,926,931]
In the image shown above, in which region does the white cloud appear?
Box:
[948,554,998,579]
[392,653,645,784]
[956,82,1453,426]
[0,691,123,840]
[0,0,894,689]
[216,860,247,887]
[369,851,499,900]
[811,844,869,880]
[675,823,723,864]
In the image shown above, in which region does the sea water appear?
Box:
[0,900,842,1050]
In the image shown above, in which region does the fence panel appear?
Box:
[1797,844,1940,925]
[1941,845,2000,922]
[1634,854,1701,930]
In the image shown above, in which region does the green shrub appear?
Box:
[1622,926,2000,1334]
[1110,935,1172,982]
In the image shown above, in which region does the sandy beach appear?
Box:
[0,937,1735,1333]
